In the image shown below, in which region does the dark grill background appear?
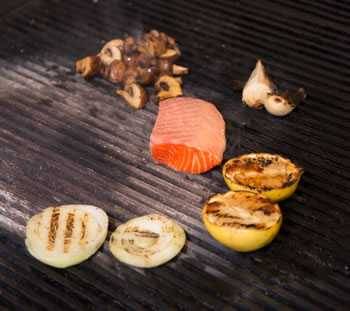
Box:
[0,0,349,310]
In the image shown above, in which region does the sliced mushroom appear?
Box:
[137,30,168,57]
[167,35,176,47]
[172,64,189,75]
[174,77,183,85]
[137,66,158,85]
[123,36,137,54]
[155,75,183,101]
[160,49,180,62]
[116,83,148,109]
[158,58,173,75]
[107,60,126,83]
[75,55,101,79]
[122,67,139,85]
[99,39,124,66]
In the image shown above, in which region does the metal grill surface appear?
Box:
[0,0,349,310]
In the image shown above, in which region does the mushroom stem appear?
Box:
[75,55,101,79]
[172,64,189,75]
[116,83,148,109]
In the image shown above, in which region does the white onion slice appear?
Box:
[25,205,108,268]
[109,214,186,268]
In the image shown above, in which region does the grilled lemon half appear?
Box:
[25,205,108,268]
[202,191,282,252]
[223,153,302,202]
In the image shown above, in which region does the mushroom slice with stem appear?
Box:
[159,48,180,62]
[116,83,148,109]
[174,77,183,85]
[137,31,168,57]
[172,64,189,75]
[137,66,158,86]
[100,60,126,83]
[123,36,137,54]
[155,75,183,101]
[75,55,101,79]
[99,39,124,66]
[265,88,306,117]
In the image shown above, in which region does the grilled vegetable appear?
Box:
[75,55,101,79]
[172,64,189,76]
[223,153,303,202]
[25,205,108,268]
[99,39,124,65]
[242,59,275,109]
[264,88,306,117]
[155,75,183,101]
[202,191,282,252]
[75,31,188,109]
[116,83,147,109]
[109,214,186,268]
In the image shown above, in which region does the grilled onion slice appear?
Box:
[25,205,108,268]
[109,214,186,268]
[202,191,282,252]
[223,153,302,202]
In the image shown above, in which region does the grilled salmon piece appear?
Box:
[150,97,226,174]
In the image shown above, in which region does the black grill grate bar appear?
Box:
[0,186,290,308]
[2,37,343,158]
[2,11,350,129]
[0,29,350,174]
[1,64,348,212]
[3,57,350,177]
[0,264,63,311]
[0,277,43,311]
[1,71,349,227]
[218,0,350,41]
[0,214,337,311]
[4,2,350,108]
[0,218,117,308]
[0,114,346,310]
[0,253,83,310]
[1,0,350,309]
[272,0,350,21]
[0,222,190,310]
[0,86,350,282]
[40,0,350,95]
[3,59,350,246]
[2,62,350,250]
[142,0,350,64]
[0,197,224,310]
[0,67,350,239]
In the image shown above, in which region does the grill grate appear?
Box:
[0,0,349,309]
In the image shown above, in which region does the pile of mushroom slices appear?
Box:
[75,30,189,109]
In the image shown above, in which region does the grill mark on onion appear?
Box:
[64,212,75,253]
[80,213,88,244]
[47,207,60,251]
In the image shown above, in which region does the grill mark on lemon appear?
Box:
[224,154,302,191]
[205,192,281,230]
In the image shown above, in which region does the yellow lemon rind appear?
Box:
[202,208,282,252]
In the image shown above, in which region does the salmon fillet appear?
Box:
[150,97,226,174]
